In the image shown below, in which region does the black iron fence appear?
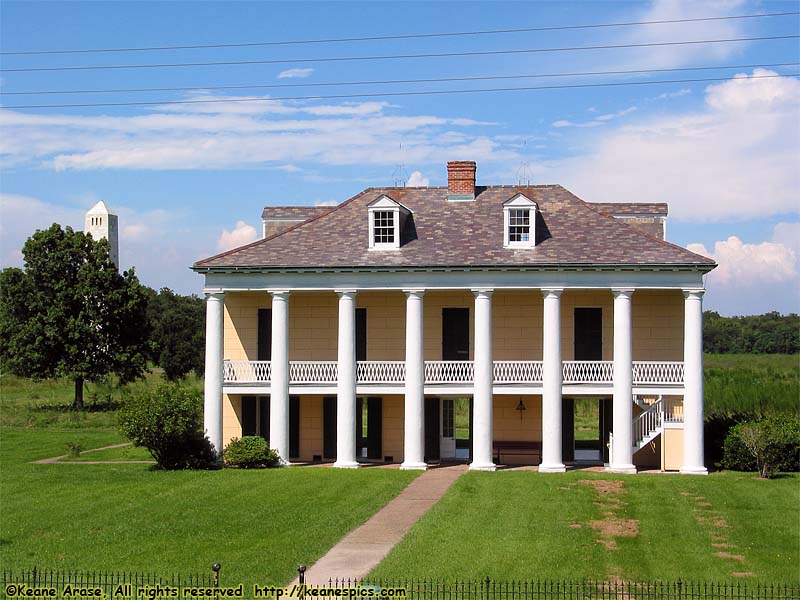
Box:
[327,576,800,600]
[1,566,216,599]
[3,567,798,600]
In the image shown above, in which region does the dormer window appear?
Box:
[503,194,537,249]
[368,195,412,251]
[373,210,395,244]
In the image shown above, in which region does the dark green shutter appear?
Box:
[367,397,382,459]
[356,398,364,457]
[562,397,575,463]
[289,396,300,459]
[323,397,336,459]
[424,397,440,462]
[258,396,270,443]
[241,396,257,437]
[600,398,613,463]
[356,308,367,362]
[257,309,272,361]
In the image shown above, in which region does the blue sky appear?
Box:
[1,0,798,315]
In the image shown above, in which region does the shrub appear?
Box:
[722,415,800,477]
[705,411,756,468]
[118,383,216,470]
[222,436,281,468]
[65,441,83,458]
[721,424,756,471]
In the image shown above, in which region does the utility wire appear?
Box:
[2,62,796,96]
[1,10,797,55]
[1,34,797,73]
[3,73,794,109]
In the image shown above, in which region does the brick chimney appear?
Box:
[447,161,476,201]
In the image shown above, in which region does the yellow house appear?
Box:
[192,161,715,474]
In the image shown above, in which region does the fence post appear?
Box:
[211,563,221,600]
[297,565,306,600]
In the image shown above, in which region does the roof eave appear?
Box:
[191,262,716,275]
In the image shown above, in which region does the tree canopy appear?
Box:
[146,287,205,381]
[0,224,150,408]
[704,311,799,354]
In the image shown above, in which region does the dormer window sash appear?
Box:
[503,194,537,249]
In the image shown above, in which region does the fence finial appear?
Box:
[211,564,221,600]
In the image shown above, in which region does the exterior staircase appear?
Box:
[632,396,664,451]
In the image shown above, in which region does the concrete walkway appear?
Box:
[33,442,154,465]
[298,464,466,585]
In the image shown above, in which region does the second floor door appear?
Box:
[442,308,470,361]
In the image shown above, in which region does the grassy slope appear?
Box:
[0,429,417,586]
[372,470,799,582]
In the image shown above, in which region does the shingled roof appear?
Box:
[261,206,333,220]
[194,185,714,271]
[590,203,668,216]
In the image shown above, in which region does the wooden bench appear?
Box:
[493,440,542,465]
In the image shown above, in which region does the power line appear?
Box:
[3,73,794,109]
[2,34,796,73]
[1,11,797,55]
[2,62,796,96]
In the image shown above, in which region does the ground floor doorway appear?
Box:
[425,396,472,463]
[569,397,612,464]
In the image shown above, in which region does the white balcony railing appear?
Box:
[494,361,543,383]
[357,361,406,384]
[563,361,614,384]
[633,361,684,385]
[425,361,475,384]
[290,361,337,384]
[222,359,685,386]
[223,360,271,382]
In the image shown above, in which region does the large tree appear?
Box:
[0,224,150,409]
[146,287,205,381]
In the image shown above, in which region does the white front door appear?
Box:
[440,398,456,459]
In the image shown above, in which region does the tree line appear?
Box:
[704,311,799,355]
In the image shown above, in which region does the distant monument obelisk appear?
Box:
[84,201,119,270]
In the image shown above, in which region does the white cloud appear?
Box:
[772,222,800,257]
[278,68,315,79]
[655,88,692,100]
[688,236,796,286]
[406,171,430,187]
[613,0,749,70]
[687,223,800,314]
[0,96,516,171]
[217,221,259,251]
[538,70,800,221]
[551,106,637,128]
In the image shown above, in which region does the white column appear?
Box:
[608,288,636,474]
[269,290,290,465]
[470,289,496,471]
[334,290,360,468]
[540,288,565,473]
[401,289,427,470]
[681,289,708,475]
[203,292,225,458]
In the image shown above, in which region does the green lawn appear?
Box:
[0,428,417,586]
[371,470,800,583]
